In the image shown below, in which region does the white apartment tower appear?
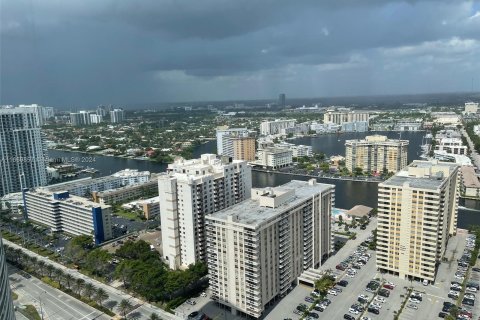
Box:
[110,109,125,123]
[0,107,48,197]
[159,154,252,269]
[376,160,460,282]
[464,102,479,114]
[206,180,334,318]
[260,119,296,135]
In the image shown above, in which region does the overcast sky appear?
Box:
[1,0,480,107]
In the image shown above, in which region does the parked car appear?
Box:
[407,304,418,310]
[367,307,379,315]
[408,297,420,304]
[337,280,349,287]
[344,314,355,320]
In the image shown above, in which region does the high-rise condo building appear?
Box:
[216,128,256,160]
[206,180,334,318]
[0,233,16,320]
[278,93,286,108]
[0,107,48,197]
[323,110,369,125]
[260,119,296,135]
[376,160,460,282]
[110,109,125,123]
[70,111,92,126]
[159,154,252,269]
[345,135,409,174]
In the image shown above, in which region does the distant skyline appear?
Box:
[1,0,480,106]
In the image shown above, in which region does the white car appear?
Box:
[200,292,207,297]
[327,289,338,296]
[349,308,360,315]
[346,273,355,278]
[360,317,371,320]
[466,287,478,292]
[407,304,418,310]
[374,296,386,303]
[409,297,421,303]
[422,279,429,286]
[464,293,475,299]
[370,303,382,309]
[358,294,369,300]
[385,281,396,287]
[448,291,459,297]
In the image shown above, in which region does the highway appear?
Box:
[4,239,181,320]
[8,264,110,320]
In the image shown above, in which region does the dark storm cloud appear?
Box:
[1,0,479,106]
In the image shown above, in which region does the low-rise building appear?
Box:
[434,137,468,155]
[24,188,113,244]
[464,102,479,114]
[460,166,480,199]
[341,121,368,132]
[206,179,334,318]
[47,169,151,197]
[276,142,313,157]
[394,120,422,131]
[255,147,293,169]
[121,196,160,219]
[92,178,159,205]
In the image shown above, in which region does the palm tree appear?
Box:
[54,268,64,285]
[119,299,132,318]
[95,287,108,306]
[83,283,96,300]
[37,260,46,276]
[45,264,54,278]
[13,248,22,264]
[64,273,74,290]
[74,278,85,295]
[28,256,38,271]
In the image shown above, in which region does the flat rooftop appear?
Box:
[461,166,480,188]
[381,160,459,190]
[208,180,334,227]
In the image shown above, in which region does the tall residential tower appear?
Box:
[0,107,48,197]
[159,154,251,269]
[206,180,334,318]
[376,160,459,282]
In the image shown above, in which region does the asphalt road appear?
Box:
[8,264,110,320]
[3,238,181,320]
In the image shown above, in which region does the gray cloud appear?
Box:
[1,0,479,106]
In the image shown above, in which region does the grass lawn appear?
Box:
[20,305,41,320]
[115,209,142,221]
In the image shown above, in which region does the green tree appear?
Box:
[74,278,85,295]
[85,249,111,276]
[314,275,335,295]
[150,313,160,320]
[84,283,96,300]
[119,299,132,318]
[354,167,363,176]
[95,287,109,307]
[64,273,74,290]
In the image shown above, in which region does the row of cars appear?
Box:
[440,233,478,319]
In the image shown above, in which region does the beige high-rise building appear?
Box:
[206,179,334,318]
[345,135,409,174]
[159,154,252,269]
[232,136,256,161]
[323,110,369,124]
[376,160,460,282]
